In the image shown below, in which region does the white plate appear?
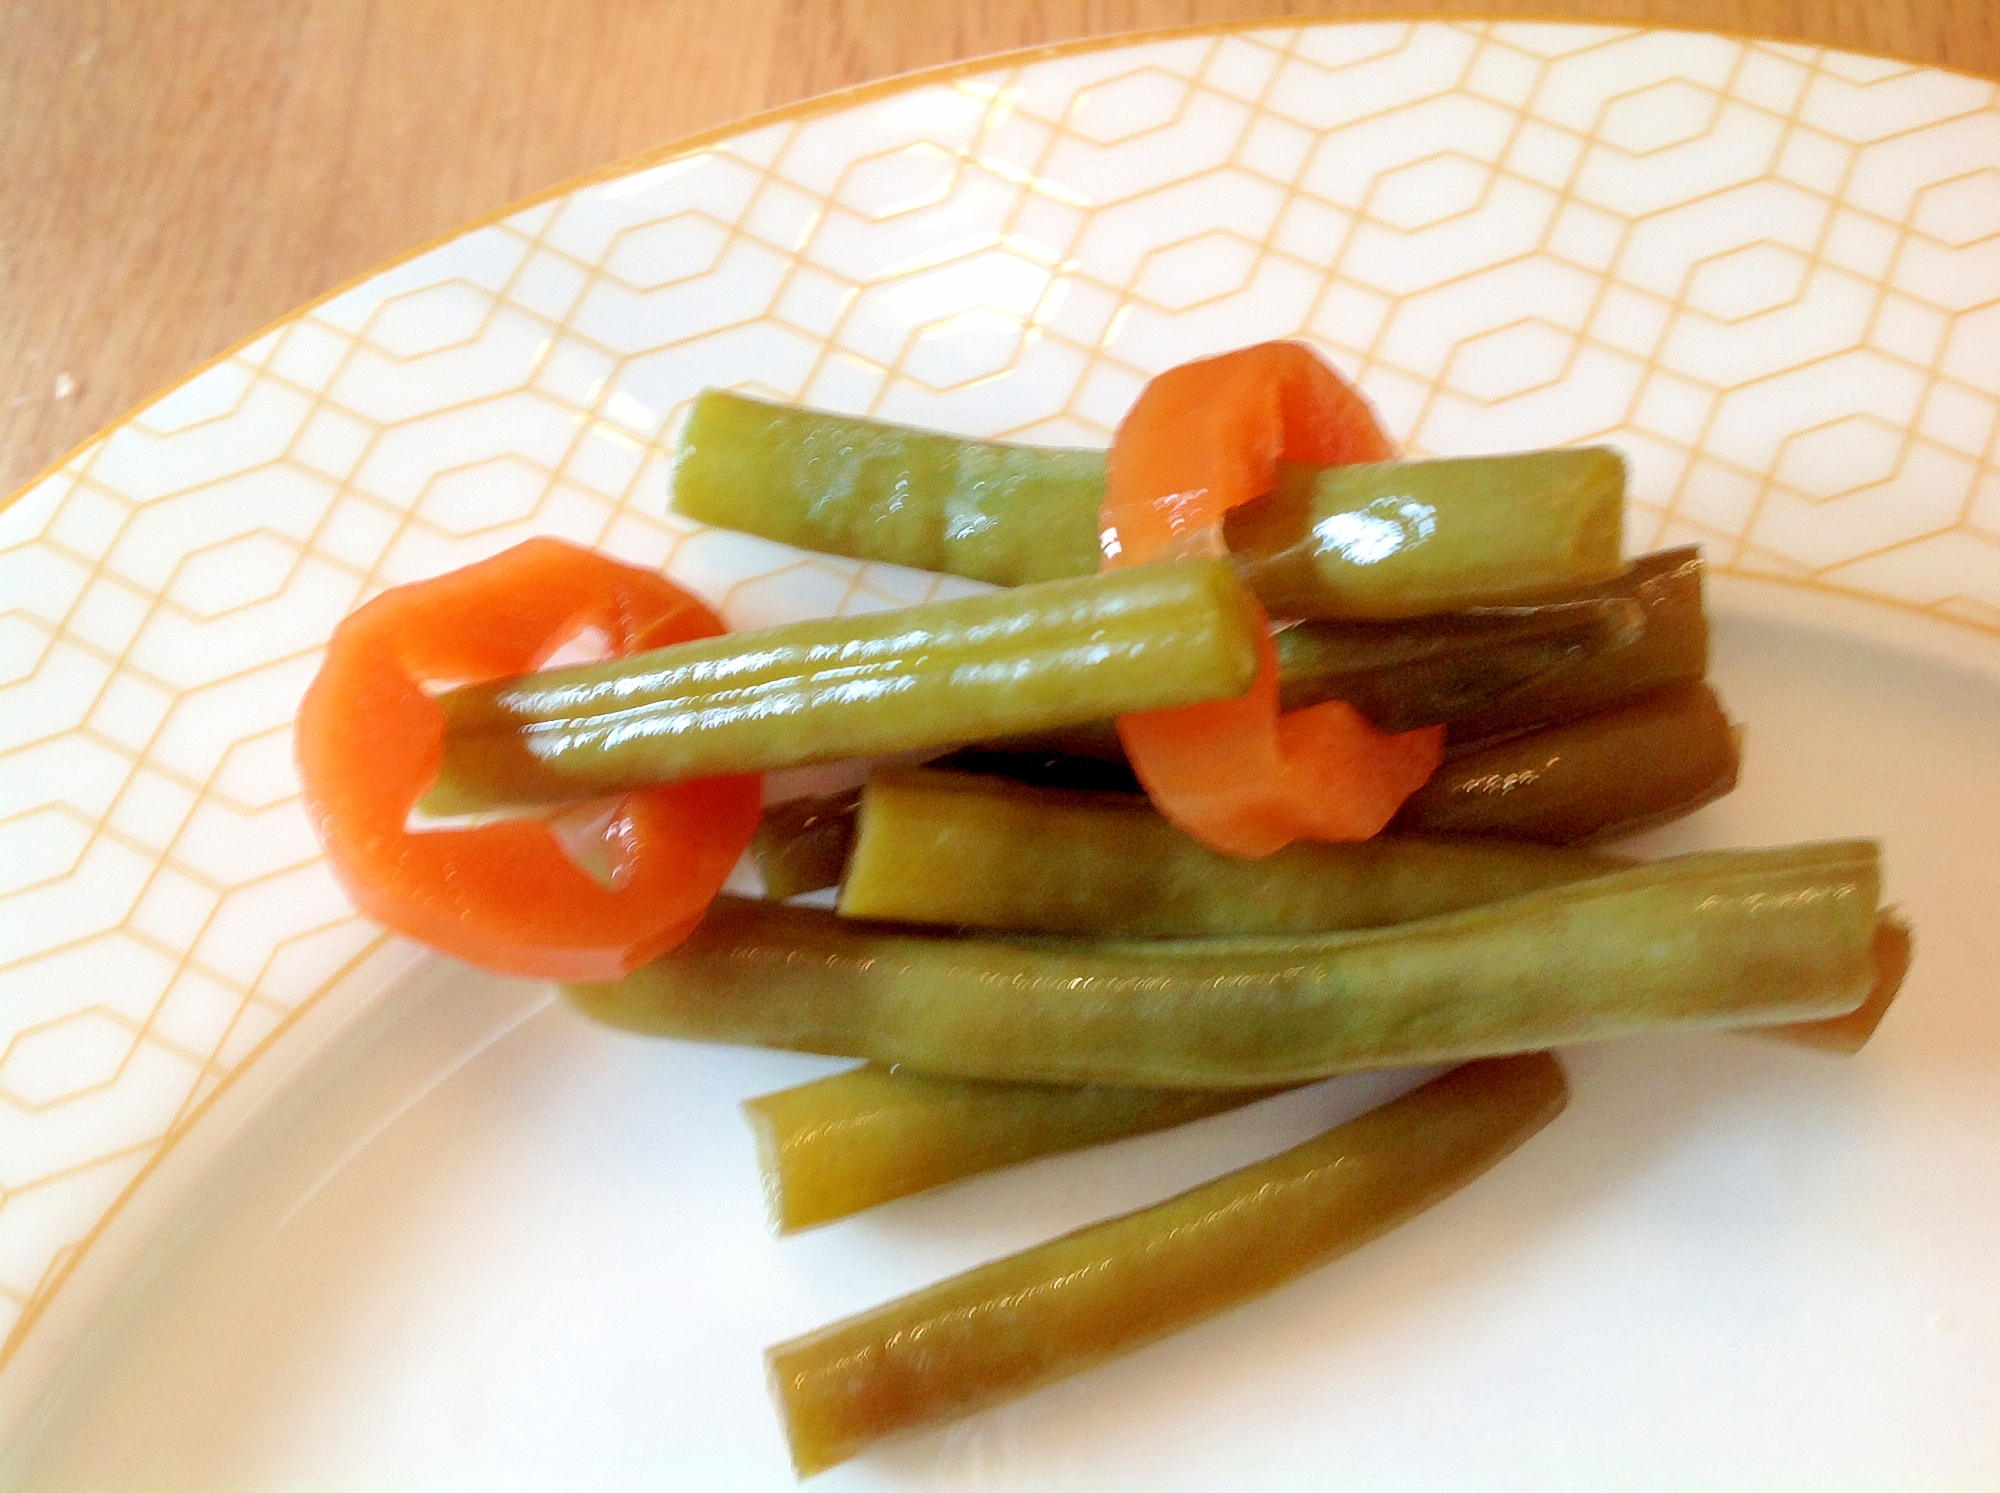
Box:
[3,20,1998,1488]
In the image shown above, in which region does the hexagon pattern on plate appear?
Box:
[1,20,1997,1372]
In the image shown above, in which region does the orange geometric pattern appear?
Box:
[1,19,1996,1376]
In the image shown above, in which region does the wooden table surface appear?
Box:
[4,0,1996,501]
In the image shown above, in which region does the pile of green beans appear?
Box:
[746,667,1738,903]
[740,543,1722,899]
[446,388,1909,1476]
[743,768,1907,1232]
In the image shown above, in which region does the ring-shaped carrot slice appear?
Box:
[1103,342,1444,857]
[296,537,761,981]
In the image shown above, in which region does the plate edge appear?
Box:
[4,12,1994,519]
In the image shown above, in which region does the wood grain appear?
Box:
[3,0,1995,499]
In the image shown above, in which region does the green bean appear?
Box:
[566,840,1882,1088]
[1221,448,1626,617]
[1760,913,1913,1054]
[743,1066,1287,1234]
[746,674,1733,902]
[1433,545,1708,744]
[747,787,862,898]
[421,558,1259,815]
[1269,597,1643,730]
[1395,681,1739,844]
[1275,545,1707,736]
[962,673,1742,852]
[672,389,1105,587]
[766,1052,1568,1477]
[929,545,1708,767]
[750,793,869,903]
[838,765,1627,935]
[671,390,1626,617]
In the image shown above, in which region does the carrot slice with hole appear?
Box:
[1102,342,1444,856]
[296,537,760,981]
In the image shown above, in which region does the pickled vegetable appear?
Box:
[838,765,1627,935]
[567,840,1883,1088]
[423,558,1260,815]
[673,389,1104,587]
[952,546,1709,765]
[672,390,1627,619]
[766,1052,1568,1476]
[1395,681,1739,844]
[750,793,866,903]
[744,1066,1285,1233]
[748,675,1734,902]
[1761,913,1913,1053]
[292,536,761,981]
[1270,597,1644,730]
[1434,545,1707,743]
[1222,448,1626,618]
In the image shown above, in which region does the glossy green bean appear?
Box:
[743,1066,1285,1234]
[1396,681,1739,844]
[838,765,1627,935]
[766,1052,1568,1477]
[1432,544,1707,743]
[1759,913,1913,1054]
[1222,448,1626,617]
[672,390,1627,617]
[422,558,1259,814]
[672,389,1104,587]
[567,840,1883,1088]
[1269,597,1643,730]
